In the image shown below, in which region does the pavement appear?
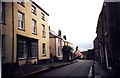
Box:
[89,61,113,78]
[2,60,78,78]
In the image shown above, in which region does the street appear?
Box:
[36,60,92,77]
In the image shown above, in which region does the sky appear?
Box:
[33,0,104,51]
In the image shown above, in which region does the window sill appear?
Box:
[18,58,26,60]
[42,18,45,21]
[1,22,6,25]
[28,57,37,59]
[31,12,37,16]
[42,54,46,57]
[18,28,25,31]
[17,2,25,7]
[2,56,5,59]
[42,36,46,38]
[32,33,37,35]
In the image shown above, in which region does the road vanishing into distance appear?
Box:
[35,60,92,77]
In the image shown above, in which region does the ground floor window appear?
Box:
[2,35,5,58]
[58,47,62,56]
[29,40,38,58]
[17,36,38,60]
[17,38,27,60]
[42,43,46,56]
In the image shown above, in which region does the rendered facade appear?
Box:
[49,29,63,61]
[1,0,50,66]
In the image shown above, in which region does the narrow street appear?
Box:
[36,60,92,77]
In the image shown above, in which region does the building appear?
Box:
[49,29,63,62]
[62,36,74,61]
[1,0,50,66]
[86,49,94,60]
[74,50,84,59]
[94,1,120,76]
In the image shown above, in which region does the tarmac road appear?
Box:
[37,60,92,77]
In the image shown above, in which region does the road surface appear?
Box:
[36,60,92,77]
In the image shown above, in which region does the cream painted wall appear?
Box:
[2,1,50,64]
[2,3,13,63]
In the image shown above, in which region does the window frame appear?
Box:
[1,2,6,24]
[42,43,46,56]
[41,12,45,21]
[28,40,38,59]
[17,38,27,60]
[32,19,37,35]
[2,35,5,58]
[18,11,25,30]
[17,0,25,7]
[31,5,36,15]
[42,24,46,38]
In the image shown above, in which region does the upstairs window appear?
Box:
[41,12,45,21]
[32,19,37,34]
[18,0,24,6]
[31,5,36,15]
[18,11,24,30]
[0,2,5,23]
[42,24,46,38]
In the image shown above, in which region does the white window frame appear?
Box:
[41,12,45,21]
[32,19,37,34]
[18,0,24,6]
[18,40,27,60]
[42,24,46,38]
[18,11,24,30]
[42,43,46,56]
[31,5,36,14]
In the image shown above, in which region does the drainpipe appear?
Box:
[0,3,2,69]
[12,0,14,63]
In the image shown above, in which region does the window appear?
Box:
[41,12,45,21]
[0,2,5,23]
[18,11,24,30]
[31,5,36,15]
[58,47,61,56]
[42,43,46,56]
[18,0,24,6]
[58,39,60,44]
[17,36,38,60]
[2,35,5,58]
[42,24,46,38]
[32,19,37,34]
[17,39,26,60]
[29,40,38,58]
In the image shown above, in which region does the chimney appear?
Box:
[58,30,61,37]
[63,35,66,40]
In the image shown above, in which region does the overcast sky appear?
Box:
[33,0,104,51]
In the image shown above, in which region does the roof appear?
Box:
[49,30,63,39]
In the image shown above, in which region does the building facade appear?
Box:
[94,1,120,77]
[1,0,50,66]
[49,29,63,62]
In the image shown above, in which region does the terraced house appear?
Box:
[1,0,50,66]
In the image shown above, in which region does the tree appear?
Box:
[62,45,73,62]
